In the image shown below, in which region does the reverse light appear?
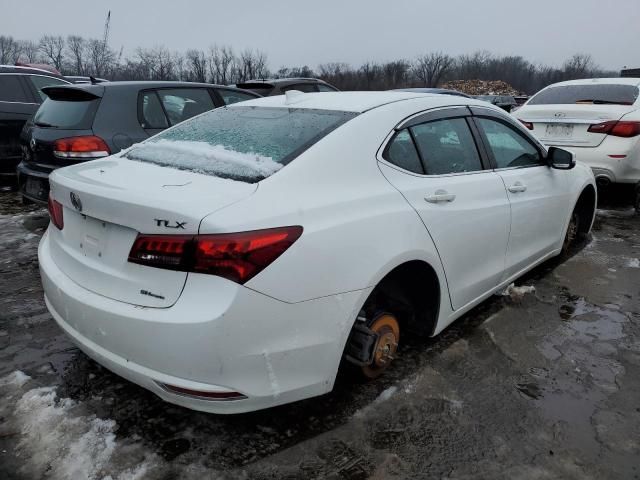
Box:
[128,226,303,284]
[588,120,640,138]
[53,135,111,159]
[47,194,64,230]
[519,119,534,130]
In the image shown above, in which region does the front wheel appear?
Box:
[562,210,580,255]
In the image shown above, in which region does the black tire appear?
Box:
[562,210,580,255]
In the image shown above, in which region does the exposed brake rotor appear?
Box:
[361,313,400,379]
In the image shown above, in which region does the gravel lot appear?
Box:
[0,187,638,480]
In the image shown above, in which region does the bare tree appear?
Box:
[186,49,207,82]
[209,45,236,84]
[87,38,116,77]
[563,53,596,79]
[39,35,65,71]
[19,40,40,63]
[0,35,23,64]
[413,52,454,87]
[66,35,86,75]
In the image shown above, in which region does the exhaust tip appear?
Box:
[595,176,612,188]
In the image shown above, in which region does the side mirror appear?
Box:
[548,146,576,170]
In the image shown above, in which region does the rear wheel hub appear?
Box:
[362,313,400,379]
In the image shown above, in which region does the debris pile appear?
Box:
[441,79,521,96]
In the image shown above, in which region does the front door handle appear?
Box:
[508,182,527,193]
[425,190,456,203]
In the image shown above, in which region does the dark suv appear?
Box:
[235,78,338,96]
[0,65,70,178]
[18,81,259,203]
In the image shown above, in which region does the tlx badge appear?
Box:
[154,219,187,229]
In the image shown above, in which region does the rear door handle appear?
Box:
[507,182,527,193]
[425,190,456,203]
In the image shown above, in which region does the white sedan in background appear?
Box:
[40,91,596,413]
[515,78,640,187]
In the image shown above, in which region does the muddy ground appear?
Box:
[0,187,638,480]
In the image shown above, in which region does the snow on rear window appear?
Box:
[125,139,283,180]
[124,106,357,183]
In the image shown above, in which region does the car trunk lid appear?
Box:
[48,158,257,307]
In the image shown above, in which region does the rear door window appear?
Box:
[124,106,357,182]
[411,118,483,175]
[282,83,318,93]
[317,84,338,92]
[528,84,639,106]
[0,75,30,102]
[156,88,214,125]
[139,91,169,129]
[27,75,70,101]
[383,129,424,174]
[216,88,257,105]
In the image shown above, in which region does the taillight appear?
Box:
[519,119,534,130]
[47,194,64,230]
[128,226,303,284]
[588,120,640,138]
[53,135,110,159]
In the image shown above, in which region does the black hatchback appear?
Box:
[18,81,260,203]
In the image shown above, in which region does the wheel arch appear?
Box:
[360,258,444,337]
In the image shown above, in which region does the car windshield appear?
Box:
[123,106,357,183]
[528,84,639,106]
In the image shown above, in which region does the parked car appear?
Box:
[65,75,109,84]
[392,88,472,98]
[515,78,640,188]
[475,94,518,112]
[0,65,71,179]
[40,91,596,414]
[235,77,338,96]
[18,81,260,203]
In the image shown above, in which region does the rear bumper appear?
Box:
[39,230,366,414]
[17,161,52,203]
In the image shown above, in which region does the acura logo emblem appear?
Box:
[69,192,83,212]
[30,138,36,151]
[554,112,566,118]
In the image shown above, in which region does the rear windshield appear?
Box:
[528,84,639,106]
[123,106,357,182]
[34,97,100,129]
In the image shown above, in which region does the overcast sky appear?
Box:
[1,0,638,70]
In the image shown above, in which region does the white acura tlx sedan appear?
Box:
[515,78,640,187]
[40,91,596,413]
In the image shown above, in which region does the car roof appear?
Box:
[229,91,485,113]
[393,88,472,98]
[547,77,640,88]
[243,78,326,85]
[0,64,68,79]
[41,81,257,96]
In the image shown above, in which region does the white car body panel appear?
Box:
[40,92,596,413]
[516,78,640,183]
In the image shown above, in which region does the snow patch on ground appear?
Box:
[626,258,639,268]
[375,386,398,403]
[126,139,283,180]
[0,370,31,387]
[2,378,162,480]
[498,283,536,300]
